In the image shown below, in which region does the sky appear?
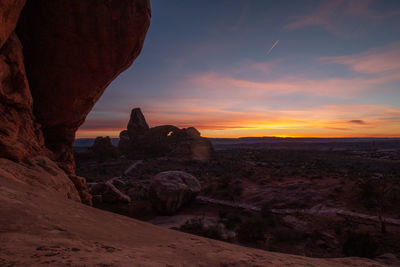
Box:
[77,0,400,138]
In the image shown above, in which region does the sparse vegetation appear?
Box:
[237,217,268,245]
[75,139,400,258]
[342,232,378,258]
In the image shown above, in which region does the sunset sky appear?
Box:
[77,0,400,138]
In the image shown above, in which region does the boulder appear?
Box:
[16,0,151,174]
[149,171,201,215]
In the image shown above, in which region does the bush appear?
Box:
[237,217,267,245]
[342,232,378,258]
[180,218,219,239]
[260,204,276,227]
[357,178,378,203]
[219,210,242,230]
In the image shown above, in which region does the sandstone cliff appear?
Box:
[0,0,151,205]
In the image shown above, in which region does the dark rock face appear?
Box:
[0,33,45,161]
[118,108,214,161]
[149,171,201,215]
[128,108,150,139]
[0,1,151,204]
[0,0,25,48]
[17,0,151,174]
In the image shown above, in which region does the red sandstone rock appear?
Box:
[17,0,151,174]
[0,156,80,201]
[69,175,93,206]
[0,0,25,48]
[0,33,45,161]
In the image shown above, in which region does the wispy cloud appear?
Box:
[283,0,400,36]
[348,120,366,124]
[320,43,400,76]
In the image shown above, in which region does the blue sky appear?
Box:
[78,0,400,138]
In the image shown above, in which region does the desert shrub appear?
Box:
[357,177,378,204]
[273,226,306,242]
[231,179,244,196]
[260,204,277,227]
[219,210,242,230]
[180,218,219,239]
[334,224,343,235]
[342,232,378,258]
[243,168,255,178]
[388,187,400,203]
[237,217,267,244]
[260,204,273,218]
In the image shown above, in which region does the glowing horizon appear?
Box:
[77,1,400,139]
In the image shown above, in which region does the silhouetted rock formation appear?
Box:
[128,108,150,139]
[92,136,118,161]
[118,108,214,161]
[149,171,201,215]
[0,0,150,204]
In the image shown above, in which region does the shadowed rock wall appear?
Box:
[0,0,151,204]
[17,0,151,174]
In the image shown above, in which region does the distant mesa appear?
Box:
[118,108,213,161]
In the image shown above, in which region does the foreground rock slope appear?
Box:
[0,177,383,266]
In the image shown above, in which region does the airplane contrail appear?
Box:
[266,40,280,55]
